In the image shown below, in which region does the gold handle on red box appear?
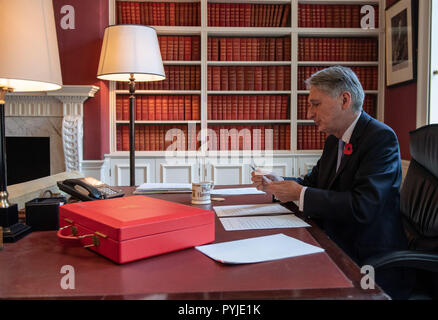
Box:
[57,224,101,248]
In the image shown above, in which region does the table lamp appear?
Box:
[97,25,165,186]
[0,0,63,242]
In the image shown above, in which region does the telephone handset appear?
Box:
[57,177,125,201]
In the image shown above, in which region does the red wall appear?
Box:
[53,0,109,160]
[384,0,418,160]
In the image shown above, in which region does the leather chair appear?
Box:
[364,124,438,299]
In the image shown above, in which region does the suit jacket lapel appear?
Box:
[327,112,371,189]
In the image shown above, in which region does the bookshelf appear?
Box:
[104,0,384,186]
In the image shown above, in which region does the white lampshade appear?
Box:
[97,25,166,82]
[0,0,62,92]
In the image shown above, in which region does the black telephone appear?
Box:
[57,177,125,201]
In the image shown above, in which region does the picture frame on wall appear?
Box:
[385,0,417,87]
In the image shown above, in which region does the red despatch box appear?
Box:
[57,196,215,264]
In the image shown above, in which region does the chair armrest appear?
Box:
[363,250,438,272]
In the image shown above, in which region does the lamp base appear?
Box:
[1,204,32,243]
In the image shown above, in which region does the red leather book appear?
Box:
[217,96,223,121]
[243,96,250,120]
[352,5,360,28]
[122,95,129,120]
[249,96,257,120]
[224,3,231,26]
[185,66,191,90]
[256,95,264,120]
[144,125,150,151]
[178,96,184,121]
[246,67,255,91]
[254,66,262,91]
[211,37,218,61]
[159,125,165,150]
[212,96,218,120]
[231,96,238,120]
[207,37,213,61]
[236,66,244,90]
[214,3,220,26]
[212,67,221,90]
[242,3,250,27]
[192,95,199,120]
[155,125,160,150]
[219,3,225,26]
[224,95,231,120]
[116,125,122,151]
[277,66,284,91]
[122,125,129,151]
[155,95,162,121]
[229,67,237,91]
[279,124,285,150]
[297,125,302,150]
[116,95,122,120]
[169,96,180,120]
[238,95,244,120]
[280,4,290,27]
[134,126,139,151]
[184,36,191,60]
[220,67,228,91]
[167,96,174,121]
[285,125,290,150]
[116,1,123,24]
[135,96,141,120]
[161,96,168,121]
[268,67,276,91]
[273,125,279,150]
[284,66,291,90]
[269,95,276,119]
[177,36,184,60]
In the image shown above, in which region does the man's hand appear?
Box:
[266,180,303,203]
[250,170,283,192]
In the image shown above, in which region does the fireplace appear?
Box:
[6,137,50,185]
[4,85,99,180]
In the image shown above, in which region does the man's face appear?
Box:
[307,86,345,136]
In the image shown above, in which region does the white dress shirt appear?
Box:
[298,112,361,212]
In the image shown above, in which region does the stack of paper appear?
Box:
[134,183,192,194]
[213,203,310,231]
[211,188,265,195]
[195,233,324,264]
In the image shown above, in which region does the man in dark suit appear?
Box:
[251,66,413,299]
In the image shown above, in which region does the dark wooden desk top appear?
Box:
[0,185,389,300]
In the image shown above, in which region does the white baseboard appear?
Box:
[80,160,105,181]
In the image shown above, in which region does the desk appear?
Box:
[0,185,389,300]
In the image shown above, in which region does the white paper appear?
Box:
[211,188,266,195]
[136,183,192,191]
[213,203,292,217]
[219,215,310,231]
[195,233,324,264]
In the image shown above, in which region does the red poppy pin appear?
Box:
[344,143,353,155]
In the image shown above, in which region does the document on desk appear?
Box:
[195,233,324,264]
[210,187,265,195]
[134,183,192,194]
[213,203,292,217]
[219,215,310,231]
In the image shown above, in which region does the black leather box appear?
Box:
[25,197,67,231]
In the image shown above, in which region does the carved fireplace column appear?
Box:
[48,86,100,172]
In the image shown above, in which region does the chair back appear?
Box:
[401,124,438,250]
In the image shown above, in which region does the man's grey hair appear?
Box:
[304,66,365,112]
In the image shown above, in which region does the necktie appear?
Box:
[336,139,345,172]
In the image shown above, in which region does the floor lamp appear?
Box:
[97,25,165,186]
[0,0,63,242]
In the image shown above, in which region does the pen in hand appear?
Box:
[250,165,270,185]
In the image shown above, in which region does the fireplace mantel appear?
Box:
[4,85,99,173]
